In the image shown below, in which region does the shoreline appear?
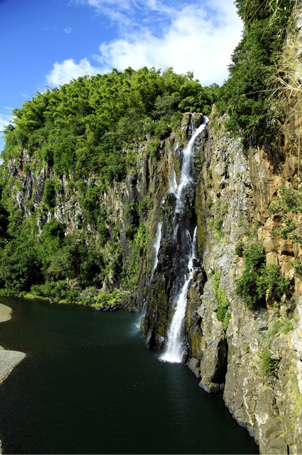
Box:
[0,303,26,384]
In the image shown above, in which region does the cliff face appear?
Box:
[6,107,302,452]
[3,112,203,307]
[142,111,302,453]
[187,119,302,454]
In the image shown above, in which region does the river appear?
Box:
[0,297,258,454]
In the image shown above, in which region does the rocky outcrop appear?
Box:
[125,100,302,452]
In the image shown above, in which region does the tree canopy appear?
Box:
[3,67,219,182]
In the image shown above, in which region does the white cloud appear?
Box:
[0,114,13,132]
[74,0,135,25]
[64,26,73,34]
[45,58,102,86]
[47,0,242,86]
[95,1,243,85]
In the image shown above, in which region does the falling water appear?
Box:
[152,222,162,276]
[161,117,208,363]
[161,228,197,363]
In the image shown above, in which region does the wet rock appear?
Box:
[187,357,201,378]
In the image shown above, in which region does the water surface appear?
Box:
[0,298,258,454]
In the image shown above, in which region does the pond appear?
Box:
[0,298,258,454]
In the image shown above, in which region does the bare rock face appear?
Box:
[185,116,302,453]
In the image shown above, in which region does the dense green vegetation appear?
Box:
[235,244,290,310]
[0,68,219,304]
[219,0,295,147]
[0,0,297,305]
[3,67,219,181]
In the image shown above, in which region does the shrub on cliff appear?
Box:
[213,272,231,330]
[235,244,290,309]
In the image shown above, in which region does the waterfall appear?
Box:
[152,222,162,276]
[161,228,197,363]
[160,116,208,363]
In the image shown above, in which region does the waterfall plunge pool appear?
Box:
[0,297,258,454]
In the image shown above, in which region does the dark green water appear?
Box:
[0,298,258,454]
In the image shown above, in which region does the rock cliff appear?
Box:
[5,104,302,452]
[142,105,302,453]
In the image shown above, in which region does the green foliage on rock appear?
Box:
[260,347,280,377]
[93,291,123,309]
[122,223,149,292]
[269,185,302,276]
[269,186,302,245]
[43,180,57,209]
[218,0,294,147]
[267,318,294,338]
[235,244,290,309]
[0,68,219,305]
[213,272,231,330]
[2,68,219,182]
[235,241,245,257]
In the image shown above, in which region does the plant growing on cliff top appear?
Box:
[2,68,219,181]
[218,0,294,148]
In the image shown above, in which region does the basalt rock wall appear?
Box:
[142,105,302,453]
[184,117,302,454]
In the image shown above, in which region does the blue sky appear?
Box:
[0,0,243,152]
